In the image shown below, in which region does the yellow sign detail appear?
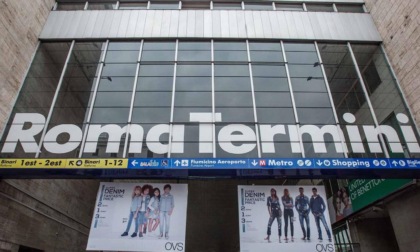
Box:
[0,159,127,169]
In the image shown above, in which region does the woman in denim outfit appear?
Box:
[282,188,294,242]
[121,185,142,237]
[265,188,282,243]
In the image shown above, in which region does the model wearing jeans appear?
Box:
[148,188,161,234]
[265,188,282,243]
[121,185,142,238]
[137,186,151,238]
[282,189,294,242]
[295,187,310,241]
[309,187,332,242]
[159,184,174,239]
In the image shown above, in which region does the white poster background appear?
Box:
[238,185,335,252]
[87,182,188,252]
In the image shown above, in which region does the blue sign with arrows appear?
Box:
[126,158,420,169]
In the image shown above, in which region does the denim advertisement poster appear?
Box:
[87,182,188,252]
[238,185,335,252]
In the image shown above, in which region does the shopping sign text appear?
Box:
[2,112,420,155]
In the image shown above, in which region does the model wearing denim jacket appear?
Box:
[295,195,310,215]
[309,195,326,215]
[160,193,174,212]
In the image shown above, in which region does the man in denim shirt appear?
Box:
[159,184,175,239]
[295,187,310,241]
[309,187,332,242]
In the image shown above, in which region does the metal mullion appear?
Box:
[362,4,368,13]
[36,40,75,158]
[178,1,182,10]
[211,39,216,158]
[123,40,144,158]
[347,42,390,158]
[84,1,88,10]
[281,40,305,158]
[302,3,307,11]
[315,41,348,158]
[78,40,109,158]
[147,1,150,9]
[115,1,120,10]
[246,40,261,158]
[53,2,58,11]
[380,44,420,138]
[272,2,276,10]
[241,1,245,10]
[332,3,338,12]
[168,39,179,158]
[210,1,213,10]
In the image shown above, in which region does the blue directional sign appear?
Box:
[126,158,420,169]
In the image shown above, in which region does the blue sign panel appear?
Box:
[127,158,420,169]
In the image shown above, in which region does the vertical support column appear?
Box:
[36,41,75,158]
[78,40,110,158]
[332,3,338,12]
[115,1,120,10]
[302,3,307,11]
[123,40,144,158]
[211,39,216,158]
[272,2,276,10]
[281,40,305,158]
[168,39,179,158]
[246,40,261,157]
[315,41,348,157]
[83,1,88,10]
[347,42,390,158]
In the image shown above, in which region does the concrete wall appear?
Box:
[364,0,420,126]
[0,0,55,134]
[387,186,420,252]
[352,217,399,252]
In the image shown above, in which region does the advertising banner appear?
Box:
[87,182,188,252]
[238,185,335,252]
[348,179,412,212]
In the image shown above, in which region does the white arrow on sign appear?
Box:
[392,160,398,166]
[251,160,258,166]
[316,160,323,166]
[131,160,138,166]
[174,160,181,166]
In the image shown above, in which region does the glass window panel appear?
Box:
[294,93,332,108]
[303,142,346,158]
[105,50,139,63]
[257,108,295,123]
[139,65,174,76]
[215,92,253,107]
[91,108,130,123]
[252,65,286,77]
[88,3,116,10]
[283,43,316,52]
[141,51,175,62]
[178,51,211,62]
[143,42,176,51]
[214,42,247,51]
[245,3,273,10]
[214,77,251,91]
[178,41,211,50]
[149,2,179,9]
[214,51,248,62]
[306,4,335,12]
[213,2,242,10]
[177,64,211,76]
[215,108,254,122]
[94,92,133,107]
[175,92,212,107]
[215,65,250,76]
[336,4,365,13]
[137,77,174,91]
[132,108,171,123]
[216,143,258,158]
[176,77,212,91]
[255,92,293,107]
[173,107,212,122]
[297,108,335,124]
[56,3,85,10]
[171,142,213,157]
[288,65,323,78]
[250,51,283,63]
[291,78,327,92]
[253,77,289,92]
[249,42,282,51]
[275,3,303,11]
[98,77,134,91]
[102,64,137,76]
[119,2,148,9]
[134,92,172,107]
[286,51,319,64]
[108,42,141,51]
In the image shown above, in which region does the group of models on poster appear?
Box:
[121,184,174,239]
[265,187,332,243]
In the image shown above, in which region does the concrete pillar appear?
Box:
[387,186,420,252]
[352,218,399,252]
